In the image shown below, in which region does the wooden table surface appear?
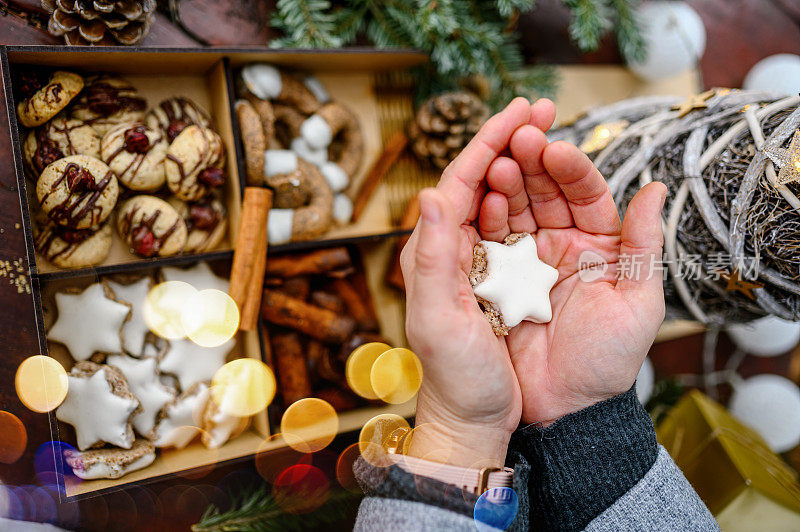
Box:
[1,0,799,528]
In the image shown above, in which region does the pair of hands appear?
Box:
[400,98,668,468]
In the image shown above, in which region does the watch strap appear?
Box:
[388,453,514,494]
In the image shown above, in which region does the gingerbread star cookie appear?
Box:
[107,277,152,356]
[55,362,140,450]
[64,439,155,480]
[160,261,229,293]
[158,338,234,390]
[107,354,176,436]
[48,283,130,361]
[469,233,559,336]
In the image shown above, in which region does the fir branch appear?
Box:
[192,484,362,532]
[270,0,343,48]
[561,0,613,52]
[495,0,536,18]
[609,0,646,62]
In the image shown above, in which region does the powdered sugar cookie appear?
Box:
[64,438,155,480]
[106,277,152,356]
[149,383,208,449]
[201,396,248,449]
[107,354,176,435]
[469,233,559,335]
[47,283,130,361]
[158,338,233,391]
[55,362,141,450]
[165,125,226,201]
[101,122,168,191]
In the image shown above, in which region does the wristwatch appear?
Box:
[387,453,514,495]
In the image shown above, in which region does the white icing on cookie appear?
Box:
[56,367,139,450]
[48,283,130,361]
[203,407,244,449]
[267,209,294,245]
[333,194,353,224]
[161,262,229,293]
[150,384,208,449]
[264,149,299,177]
[66,448,155,480]
[303,75,330,103]
[159,338,233,390]
[300,114,333,149]
[320,162,349,192]
[290,137,328,167]
[242,64,282,100]
[472,234,559,327]
[107,277,152,356]
[107,354,176,436]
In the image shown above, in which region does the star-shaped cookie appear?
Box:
[48,283,131,361]
[107,277,153,356]
[159,338,234,390]
[161,262,229,293]
[107,354,176,435]
[150,383,208,448]
[471,233,559,334]
[55,362,140,450]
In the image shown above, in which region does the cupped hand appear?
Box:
[478,118,667,425]
[399,98,556,467]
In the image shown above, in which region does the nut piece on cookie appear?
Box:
[117,195,188,258]
[17,70,84,128]
[145,97,212,143]
[37,155,119,229]
[34,218,112,269]
[101,122,168,191]
[165,125,226,201]
[55,362,141,451]
[70,75,147,136]
[469,233,559,336]
[168,196,228,253]
[64,439,155,480]
[24,117,101,179]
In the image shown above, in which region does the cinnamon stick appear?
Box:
[310,291,345,313]
[386,194,421,291]
[229,187,273,331]
[351,132,408,222]
[265,247,352,278]
[277,277,311,300]
[261,289,356,343]
[271,331,312,405]
[330,277,379,332]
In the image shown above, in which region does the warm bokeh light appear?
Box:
[15,355,68,413]
[144,281,197,339]
[181,289,240,347]
[255,433,313,483]
[370,348,423,404]
[211,358,276,417]
[273,464,330,514]
[0,411,27,464]
[346,342,390,399]
[337,443,373,493]
[280,398,339,453]
[358,413,410,465]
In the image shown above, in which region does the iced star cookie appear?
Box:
[160,261,229,293]
[37,155,119,229]
[55,362,141,450]
[145,97,212,143]
[200,396,248,449]
[107,354,176,435]
[101,122,168,191]
[165,125,226,201]
[106,277,153,356]
[47,283,130,361]
[17,70,84,128]
[117,195,188,258]
[168,197,228,253]
[149,383,208,449]
[24,117,101,179]
[158,338,234,391]
[64,439,155,480]
[70,75,147,136]
[34,219,112,269]
[469,233,559,336]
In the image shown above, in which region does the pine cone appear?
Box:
[42,0,155,46]
[408,91,490,170]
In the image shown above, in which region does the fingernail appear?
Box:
[420,193,441,224]
[659,189,668,211]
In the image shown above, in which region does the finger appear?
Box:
[530,98,556,132]
[509,125,573,229]
[409,188,462,315]
[485,156,537,233]
[478,191,510,242]
[438,97,531,221]
[616,182,667,302]
[542,141,621,235]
